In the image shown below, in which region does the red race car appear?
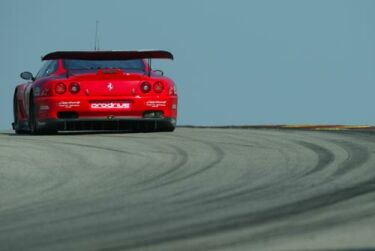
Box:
[12,50,178,134]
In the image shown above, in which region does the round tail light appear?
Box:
[55,82,67,94]
[153,81,164,93]
[141,82,151,93]
[69,82,80,94]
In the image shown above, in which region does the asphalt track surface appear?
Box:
[1,128,375,251]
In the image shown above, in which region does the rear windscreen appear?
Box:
[63,59,146,73]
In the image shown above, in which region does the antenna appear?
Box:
[94,20,100,51]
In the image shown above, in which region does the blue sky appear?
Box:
[1,0,374,129]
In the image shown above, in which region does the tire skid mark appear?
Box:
[330,140,370,177]
[63,135,187,189]
[171,182,268,210]
[8,137,144,157]
[225,131,337,182]
[12,137,158,192]
[173,140,335,209]
[93,177,375,251]
[215,204,375,251]
[167,137,274,206]
[0,144,92,220]
[133,143,189,188]
[1,139,185,228]
[140,136,225,190]
[37,142,95,193]
[297,141,335,176]
[2,130,375,251]
[165,138,286,210]
[165,132,296,208]
[34,178,375,251]
[0,145,76,210]
[1,138,141,221]
[216,131,296,173]
[133,133,224,187]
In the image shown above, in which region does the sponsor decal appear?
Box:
[91,102,130,109]
[58,101,81,108]
[145,100,167,108]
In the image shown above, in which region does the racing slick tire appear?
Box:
[13,92,28,135]
[159,124,175,132]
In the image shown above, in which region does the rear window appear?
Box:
[63,59,145,73]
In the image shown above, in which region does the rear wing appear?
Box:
[41,50,174,61]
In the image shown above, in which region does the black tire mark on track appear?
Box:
[141,138,225,190]
[298,141,335,176]
[2,130,375,251]
[133,143,189,187]
[96,176,375,251]
[8,137,144,157]
[331,140,370,177]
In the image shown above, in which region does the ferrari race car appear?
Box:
[12,50,178,134]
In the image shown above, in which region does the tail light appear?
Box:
[55,82,67,94]
[40,88,51,96]
[69,82,80,94]
[34,86,52,97]
[153,81,164,93]
[169,84,177,96]
[141,82,151,93]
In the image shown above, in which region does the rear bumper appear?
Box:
[34,96,178,120]
[36,117,176,131]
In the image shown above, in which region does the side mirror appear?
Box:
[153,70,164,76]
[20,71,35,81]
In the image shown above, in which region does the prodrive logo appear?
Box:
[91,102,130,109]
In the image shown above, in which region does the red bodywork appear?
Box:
[13,51,177,133]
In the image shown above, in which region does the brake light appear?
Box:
[153,81,164,93]
[141,82,151,93]
[55,82,67,94]
[69,82,80,94]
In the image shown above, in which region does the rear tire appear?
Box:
[157,120,175,132]
[15,129,28,135]
[29,93,38,134]
[159,124,175,132]
[13,91,28,135]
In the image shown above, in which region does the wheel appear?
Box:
[13,92,28,134]
[158,121,175,132]
[15,129,28,135]
[28,93,38,134]
[160,124,175,132]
